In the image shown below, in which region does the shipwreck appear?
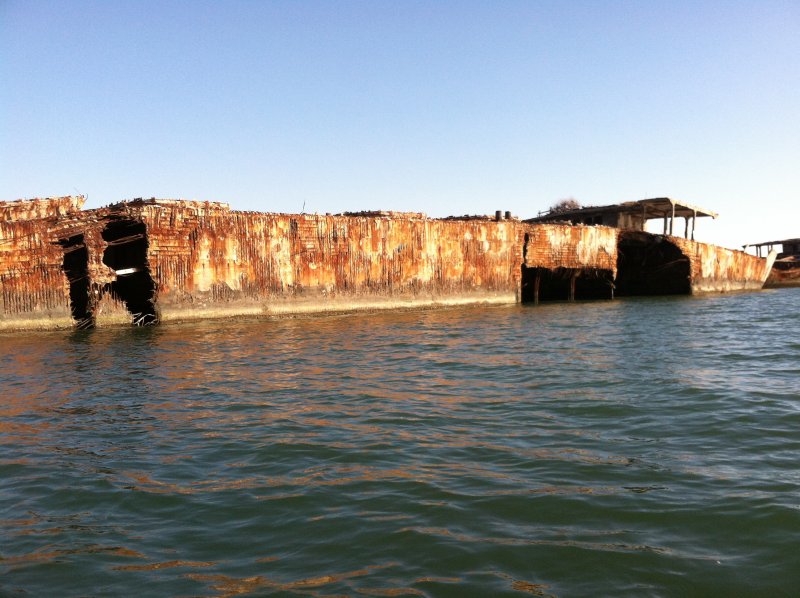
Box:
[0,195,776,330]
[743,238,800,288]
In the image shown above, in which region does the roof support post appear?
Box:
[691,210,696,241]
[669,202,675,236]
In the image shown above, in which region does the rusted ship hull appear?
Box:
[0,197,774,331]
[765,259,800,288]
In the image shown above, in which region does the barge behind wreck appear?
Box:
[0,196,775,330]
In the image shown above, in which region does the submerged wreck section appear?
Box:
[530,198,773,296]
[615,232,773,295]
[128,200,523,321]
[520,225,618,302]
[0,198,524,328]
[744,238,800,288]
[0,196,161,329]
[0,197,83,328]
[616,231,691,296]
[0,195,777,330]
[670,236,775,293]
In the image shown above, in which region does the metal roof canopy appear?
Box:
[744,238,800,248]
[526,197,717,240]
[743,238,800,258]
[636,197,718,220]
[527,197,718,221]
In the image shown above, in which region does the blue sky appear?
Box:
[2,0,798,248]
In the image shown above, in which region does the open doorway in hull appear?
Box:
[102,219,159,325]
[59,234,94,329]
[616,232,691,296]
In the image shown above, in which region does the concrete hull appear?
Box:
[0,197,774,330]
[670,236,776,294]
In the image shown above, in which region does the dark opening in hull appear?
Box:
[521,266,615,303]
[616,232,690,296]
[102,219,159,325]
[59,234,94,329]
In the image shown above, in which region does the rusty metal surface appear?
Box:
[765,259,800,288]
[0,197,777,330]
[669,236,772,293]
[0,199,527,327]
[0,196,84,221]
[0,206,70,321]
[135,203,522,309]
[0,198,129,327]
[522,224,618,275]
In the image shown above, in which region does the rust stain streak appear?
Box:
[0,197,774,330]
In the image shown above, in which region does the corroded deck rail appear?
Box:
[0,197,774,330]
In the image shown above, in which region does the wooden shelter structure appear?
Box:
[526,197,718,240]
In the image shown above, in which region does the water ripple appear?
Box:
[2,291,800,596]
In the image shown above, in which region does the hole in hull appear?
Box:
[59,234,94,328]
[616,232,691,296]
[521,266,614,302]
[102,219,159,325]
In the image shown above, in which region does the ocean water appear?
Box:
[1,289,799,597]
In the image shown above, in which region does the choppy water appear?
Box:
[2,289,799,597]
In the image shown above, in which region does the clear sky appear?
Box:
[2,0,798,249]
